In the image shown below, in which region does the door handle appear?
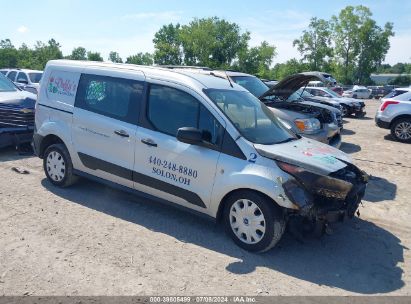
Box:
[141,138,157,147]
[114,130,129,138]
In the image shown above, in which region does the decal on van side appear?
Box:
[46,71,80,104]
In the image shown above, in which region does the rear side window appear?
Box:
[7,71,16,81]
[75,74,144,124]
[147,84,222,145]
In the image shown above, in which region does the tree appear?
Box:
[0,39,19,68]
[126,53,153,65]
[293,18,333,71]
[87,51,103,61]
[389,75,411,86]
[32,39,63,69]
[330,5,394,84]
[271,59,309,80]
[153,23,183,65]
[179,17,250,68]
[235,41,277,77]
[108,51,122,63]
[68,47,87,60]
[17,43,37,69]
[356,20,394,83]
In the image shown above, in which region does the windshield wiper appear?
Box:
[276,137,297,144]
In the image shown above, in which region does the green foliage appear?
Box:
[179,17,250,69]
[330,5,394,84]
[0,39,18,68]
[235,41,277,78]
[271,59,310,80]
[389,75,411,86]
[293,18,333,71]
[153,23,183,65]
[108,51,123,63]
[126,53,153,65]
[87,51,103,62]
[68,47,87,60]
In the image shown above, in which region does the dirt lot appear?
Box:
[0,100,410,296]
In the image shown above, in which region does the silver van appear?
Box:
[33,60,368,252]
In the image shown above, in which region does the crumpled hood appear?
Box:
[255,137,352,176]
[260,72,331,100]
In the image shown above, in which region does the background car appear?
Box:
[261,79,279,88]
[1,68,43,94]
[0,73,36,149]
[305,86,366,117]
[380,87,411,103]
[375,91,411,143]
[342,85,372,99]
[331,86,344,96]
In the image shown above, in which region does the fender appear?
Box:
[209,154,298,218]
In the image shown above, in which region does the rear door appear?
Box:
[72,69,145,188]
[132,82,225,211]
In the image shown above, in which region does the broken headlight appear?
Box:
[277,161,353,200]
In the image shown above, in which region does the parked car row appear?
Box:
[0,68,43,94]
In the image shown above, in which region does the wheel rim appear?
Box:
[394,122,411,140]
[229,199,266,244]
[46,150,66,182]
[341,106,348,116]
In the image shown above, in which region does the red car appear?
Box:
[331,87,344,96]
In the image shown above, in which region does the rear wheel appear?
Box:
[43,144,78,187]
[223,191,285,252]
[391,117,411,143]
[353,94,358,99]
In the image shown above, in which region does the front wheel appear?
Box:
[43,144,78,187]
[223,191,285,252]
[341,105,349,117]
[391,117,411,143]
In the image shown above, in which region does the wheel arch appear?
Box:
[215,188,285,223]
[389,114,411,128]
[39,134,66,158]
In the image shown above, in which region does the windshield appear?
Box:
[205,89,297,145]
[0,74,18,92]
[383,89,408,99]
[322,88,341,98]
[287,89,314,101]
[28,72,42,83]
[231,76,269,98]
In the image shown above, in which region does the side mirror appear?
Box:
[176,127,203,145]
[17,78,28,85]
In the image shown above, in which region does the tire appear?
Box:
[390,117,411,143]
[353,94,357,99]
[223,191,286,252]
[43,143,78,187]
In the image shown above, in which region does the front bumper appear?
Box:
[0,127,34,149]
[350,102,366,117]
[301,124,342,149]
[283,164,368,225]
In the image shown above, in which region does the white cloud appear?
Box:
[17,25,29,33]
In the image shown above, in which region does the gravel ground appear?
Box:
[0,100,410,296]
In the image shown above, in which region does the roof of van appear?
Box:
[46,60,246,92]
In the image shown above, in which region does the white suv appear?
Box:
[1,68,43,94]
[33,60,368,252]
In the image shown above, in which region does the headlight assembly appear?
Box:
[277,161,353,200]
[294,118,321,134]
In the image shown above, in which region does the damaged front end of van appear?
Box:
[256,138,368,234]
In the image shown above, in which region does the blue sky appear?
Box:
[2,0,411,64]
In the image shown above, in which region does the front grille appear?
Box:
[0,104,35,129]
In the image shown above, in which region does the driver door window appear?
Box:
[147,84,222,145]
